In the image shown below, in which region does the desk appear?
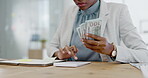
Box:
[0,62,143,78]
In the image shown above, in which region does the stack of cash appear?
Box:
[77,18,102,39]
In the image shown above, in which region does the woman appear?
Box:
[48,0,148,63]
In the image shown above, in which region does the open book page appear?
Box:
[54,61,91,67]
[0,60,21,65]
[17,58,55,66]
[0,58,7,61]
[130,63,148,78]
[0,57,63,66]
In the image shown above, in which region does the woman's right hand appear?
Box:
[54,45,78,60]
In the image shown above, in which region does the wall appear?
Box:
[0,0,50,59]
[104,0,148,45]
[0,0,148,59]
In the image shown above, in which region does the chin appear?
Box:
[79,7,88,10]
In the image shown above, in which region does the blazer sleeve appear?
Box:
[47,6,76,57]
[47,12,67,57]
[47,22,62,57]
[115,5,148,63]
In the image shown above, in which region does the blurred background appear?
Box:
[0,0,148,59]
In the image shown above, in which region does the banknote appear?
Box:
[77,18,102,39]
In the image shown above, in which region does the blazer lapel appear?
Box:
[99,0,109,37]
[99,0,110,62]
[66,7,79,46]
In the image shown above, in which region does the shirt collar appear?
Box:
[79,0,100,15]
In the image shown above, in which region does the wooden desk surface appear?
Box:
[0,62,143,78]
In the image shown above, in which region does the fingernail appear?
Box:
[68,52,71,55]
[74,56,78,60]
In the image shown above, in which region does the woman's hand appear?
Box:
[82,33,114,56]
[54,45,78,60]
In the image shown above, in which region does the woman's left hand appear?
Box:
[82,33,114,56]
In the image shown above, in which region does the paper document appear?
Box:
[54,62,91,67]
[130,63,148,78]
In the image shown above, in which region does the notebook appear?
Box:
[0,58,63,67]
[53,61,91,67]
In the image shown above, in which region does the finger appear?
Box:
[73,56,78,60]
[71,45,78,53]
[69,47,78,60]
[69,47,75,55]
[71,45,76,52]
[65,45,78,60]
[82,39,106,47]
[83,43,105,50]
[82,39,99,46]
[69,46,78,60]
[72,52,78,60]
[65,45,71,55]
[59,48,65,54]
[85,33,105,41]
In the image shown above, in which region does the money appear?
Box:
[77,18,102,39]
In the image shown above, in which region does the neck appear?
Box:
[86,0,98,10]
[92,0,98,6]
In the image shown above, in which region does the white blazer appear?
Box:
[48,0,148,63]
